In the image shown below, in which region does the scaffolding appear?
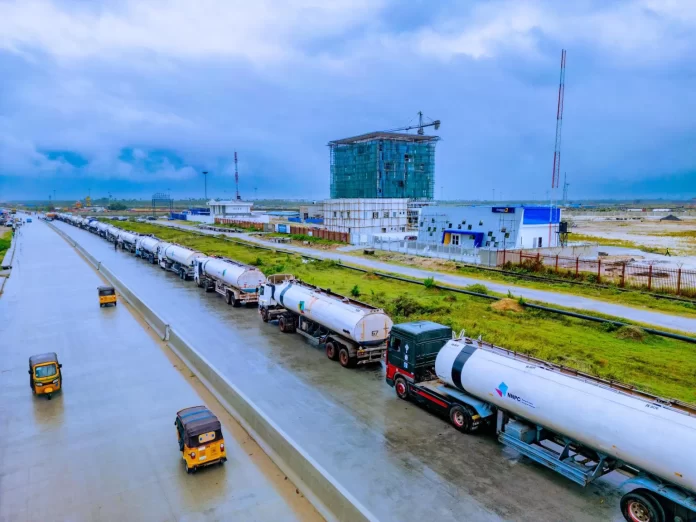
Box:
[329,132,438,200]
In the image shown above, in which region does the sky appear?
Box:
[0,0,695,202]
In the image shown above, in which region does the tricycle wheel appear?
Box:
[47,394,52,400]
[100,303,104,308]
[183,459,192,474]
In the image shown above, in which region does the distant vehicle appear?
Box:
[136,218,146,223]
[147,216,157,221]
[98,286,117,307]
[26,218,32,223]
[193,256,265,307]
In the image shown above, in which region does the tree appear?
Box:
[108,202,128,211]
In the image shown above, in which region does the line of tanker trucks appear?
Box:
[55,213,696,522]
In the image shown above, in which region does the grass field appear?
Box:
[0,230,12,261]
[567,232,662,253]
[110,220,696,402]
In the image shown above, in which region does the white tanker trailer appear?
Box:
[88,220,99,233]
[193,256,266,307]
[258,274,393,367]
[158,243,204,280]
[116,230,139,252]
[95,222,110,237]
[135,236,162,264]
[385,321,696,522]
[105,225,121,242]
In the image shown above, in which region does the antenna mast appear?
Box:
[551,49,567,192]
[234,151,240,200]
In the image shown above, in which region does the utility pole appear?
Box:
[562,172,570,203]
[202,171,208,201]
[234,151,240,200]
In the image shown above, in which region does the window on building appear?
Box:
[431,218,435,223]
[383,211,389,218]
[429,232,433,237]
[448,223,452,228]
[505,232,510,238]
[538,237,543,248]
[400,227,405,232]
[479,220,483,226]
[457,224,461,229]
[373,212,379,219]
[467,224,472,230]
[382,227,387,233]
[452,234,460,246]
[462,220,466,225]
[333,212,337,217]
[393,212,397,217]
[494,242,499,248]
[487,231,492,237]
[485,241,490,247]
[420,222,424,227]
[347,211,351,218]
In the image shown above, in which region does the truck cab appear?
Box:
[386,321,494,433]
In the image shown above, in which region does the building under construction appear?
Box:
[328,131,439,200]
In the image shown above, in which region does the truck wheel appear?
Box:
[232,299,241,308]
[225,291,232,305]
[339,347,355,368]
[449,405,474,433]
[260,308,269,323]
[279,315,288,332]
[620,491,665,522]
[325,341,339,361]
[394,377,409,400]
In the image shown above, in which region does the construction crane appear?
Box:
[387,111,441,135]
[234,151,241,200]
[551,49,567,191]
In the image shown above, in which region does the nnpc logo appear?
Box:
[495,382,508,397]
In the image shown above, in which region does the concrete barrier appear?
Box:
[47,220,375,522]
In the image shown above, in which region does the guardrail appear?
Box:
[47,220,375,522]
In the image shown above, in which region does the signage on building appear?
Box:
[492,206,515,214]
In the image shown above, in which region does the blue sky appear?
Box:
[0,0,695,201]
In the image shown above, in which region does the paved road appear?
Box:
[158,222,696,333]
[0,220,320,522]
[54,220,628,522]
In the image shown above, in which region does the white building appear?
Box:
[323,198,408,244]
[418,205,562,250]
[207,200,253,219]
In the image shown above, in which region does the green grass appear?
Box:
[358,249,696,317]
[568,232,662,253]
[267,232,342,246]
[0,230,12,260]
[655,230,696,239]
[112,220,696,402]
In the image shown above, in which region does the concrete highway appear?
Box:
[0,219,320,522]
[53,219,630,521]
[161,221,696,333]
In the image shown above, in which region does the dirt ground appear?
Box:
[570,212,696,269]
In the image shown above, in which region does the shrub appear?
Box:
[423,277,436,289]
[251,257,264,266]
[466,283,489,295]
[350,285,360,298]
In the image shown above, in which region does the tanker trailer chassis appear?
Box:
[386,321,696,522]
[159,258,195,280]
[135,248,158,264]
[197,276,258,307]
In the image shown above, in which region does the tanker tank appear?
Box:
[200,257,265,291]
[162,244,204,267]
[435,339,696,493]
[274,279,392,346]
[137,236,161,254]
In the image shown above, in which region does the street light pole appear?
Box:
[202,171,208,202]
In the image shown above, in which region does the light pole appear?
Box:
[202,171,208,202]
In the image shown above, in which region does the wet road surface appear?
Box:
[52,220,630,521]
[0,220,321,522]
[161,221,696,333]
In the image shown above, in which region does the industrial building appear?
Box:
[207,199,253,219]
[328,131,438,200]
[418,205,562,250]
[324,198,408,244]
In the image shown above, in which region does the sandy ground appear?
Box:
[571,213,696,269]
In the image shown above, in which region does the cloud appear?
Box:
[0,0,386,65]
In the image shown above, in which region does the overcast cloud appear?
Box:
[0,0,694,201]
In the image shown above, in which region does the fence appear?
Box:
[214,218,265,231]
[498,249,696,297]
[369,237,481,263]
[288,225,349,243]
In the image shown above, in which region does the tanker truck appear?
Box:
[116,230,139,253]
[105,225,121,243]
[385,321,696,522]
[258,274,392,367]
[135,236,162,264]
[88,220,99,233]
[193,256,266,307]
[96,222,110,238]
[158,243,204,280]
